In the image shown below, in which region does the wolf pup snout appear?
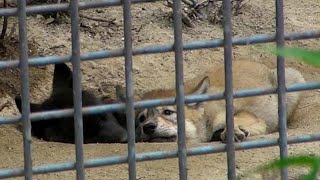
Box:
[143,122,157,135]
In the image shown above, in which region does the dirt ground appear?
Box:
[0,0,320,179]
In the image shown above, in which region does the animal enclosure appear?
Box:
[0,0,320,179]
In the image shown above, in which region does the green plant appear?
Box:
[256,155,320,180]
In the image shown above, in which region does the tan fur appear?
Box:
[138,60,305,143]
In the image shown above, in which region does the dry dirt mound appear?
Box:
[0,0,320,179]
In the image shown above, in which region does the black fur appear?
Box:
[15,63,140,143]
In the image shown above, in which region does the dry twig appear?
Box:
[0,100,10,112]
[165,0,195,28]
[165,0,245,27]
[0,0,8,40]
[79,13,116,24]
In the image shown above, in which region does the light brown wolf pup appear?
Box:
[138,60,305,143]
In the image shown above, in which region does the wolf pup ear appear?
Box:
[14,96,42,113]
[52,63,73,93]
[192,76,210,95]
[188,76,210,109]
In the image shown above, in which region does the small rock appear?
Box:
[96,9,104,13]
[45,17,55,24]
[36,14,43,19]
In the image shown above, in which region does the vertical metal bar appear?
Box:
[17,0,33,179]
[223,0,236,179]
[122,0,136,179]
[275,0,288,179]
[172,0,187,179]
[70,0,85,179]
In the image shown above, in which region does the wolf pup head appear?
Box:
[15,63,139,143]
[138,77,210,142]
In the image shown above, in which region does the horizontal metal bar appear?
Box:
[1,132,319,179]
[1,81,319,125]
[0,0,158,17]
[0,30,319,70]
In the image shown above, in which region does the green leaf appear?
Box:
[264,46,320,67]
[277,47,320,66]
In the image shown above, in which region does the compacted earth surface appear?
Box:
[0,0,320,179]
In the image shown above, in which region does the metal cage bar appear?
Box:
[122,0,137,178]
[0,0,159,17]
[1,132,320,179]
[0,31,319,70]
[172,0,188,178]
[222,0,236,179]
[275,0,288,179]
[17,0,33,179]
[1,81,320,125]
[70,0,85,178]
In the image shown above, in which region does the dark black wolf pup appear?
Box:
[15,63,140,144]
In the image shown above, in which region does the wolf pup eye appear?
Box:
[163,109,175,115]
[139,114,146,122]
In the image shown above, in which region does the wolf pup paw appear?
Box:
[218,125,250,143]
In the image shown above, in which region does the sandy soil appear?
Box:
[1,0,320,179]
